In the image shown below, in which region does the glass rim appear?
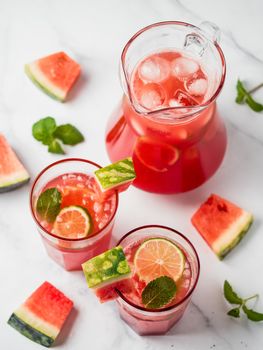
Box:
[116,224,200,313]
[121,20,226,116]
[30,158,119,242]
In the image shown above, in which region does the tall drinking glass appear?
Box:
[116,225,200,335]
[30,158,118,271]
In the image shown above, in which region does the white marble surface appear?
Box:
[1,0,263,349]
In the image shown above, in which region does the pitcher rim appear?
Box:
[121,20,226,117]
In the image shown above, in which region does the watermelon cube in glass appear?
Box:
[82,246,132,302]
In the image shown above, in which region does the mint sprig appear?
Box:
[236,80,263,112]
[32,117,84,154]
[224,280,263,322]
[36,188,62,222]
[32,117,56,145]
[142,276,176,309]
[54,124,84,145]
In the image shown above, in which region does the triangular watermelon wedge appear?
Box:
[0,134,30,192]
[8,282,73,347]
[191,194,253,259]
[25,52,81,102]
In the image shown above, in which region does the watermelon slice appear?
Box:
[134,136,180,173]
[25,52,80,102]
[191,194,253,259]
[0,134,30,192]
[94,157,136,193]
[8,282,73,347]
[82,246,131,302]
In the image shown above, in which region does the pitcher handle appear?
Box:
[199,21,221,44]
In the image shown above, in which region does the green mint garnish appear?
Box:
[54,124,84,145]
[142,276,176,309]
[48,140,65,154]
[242,305,263,322]
[36,188,62,222]
[32,117,57,145]
[236,80,263,112]
[227,307,240,318]
[224,280,263,322]
[224,280,243,304]
[32,117,84,154]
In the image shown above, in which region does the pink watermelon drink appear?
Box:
[106,21,226,193]
[30,159,119,271]
[115,225,200,335]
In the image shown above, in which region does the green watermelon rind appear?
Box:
[215,213,253,260]
[0,175,30,193]
[0,169,30,192]
[8,313,54,348]
[82,246,131,289]
[25,64,65,102]
[94,157,136,192]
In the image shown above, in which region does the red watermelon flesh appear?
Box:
[24,281,73,330]
[25,52,80,102]
[191,194,253,259]
[95,279,133,303]
[8,282,73,347]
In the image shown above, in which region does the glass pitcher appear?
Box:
[105,21,226,194]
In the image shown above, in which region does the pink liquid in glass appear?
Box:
[106,50,226,193]
[115,226,200,335]
[31,159,118,271]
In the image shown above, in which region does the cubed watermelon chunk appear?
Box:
[82,246,131,302]
[25,52,80,102]
[191,194,253,259]
[8,282,73,347]
[0,134,29,192]
[94,157,136,193]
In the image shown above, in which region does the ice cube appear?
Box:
[172,89,198,106]
[183,269,191,277]
[139,56,170,83]
[77,183,85,188]
[93,202,102,213]
[168,98,183,107]
[171,57,199,79]
[185,78,208,96]
[104,203,110,211]
[139,83,166,110]
[181,279,190,289]
[98,222,104,229]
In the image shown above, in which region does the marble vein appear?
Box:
[172,0,263,65]
[191,301,234,350]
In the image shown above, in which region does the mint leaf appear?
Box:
[48,140,65,154]
[236,80,247,104]
[227,307,240,318]
[32,117,56,145]
[36,188,62,222]
[54,124,84,145]
[142,276,176,309]
[242,305,263,322]
[235,80,263,112]
[246,94,263,112]
[224,281,243,305]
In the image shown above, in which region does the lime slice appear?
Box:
[53,205,92,239]
[134,238,185,283]
[134,137,180,172]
